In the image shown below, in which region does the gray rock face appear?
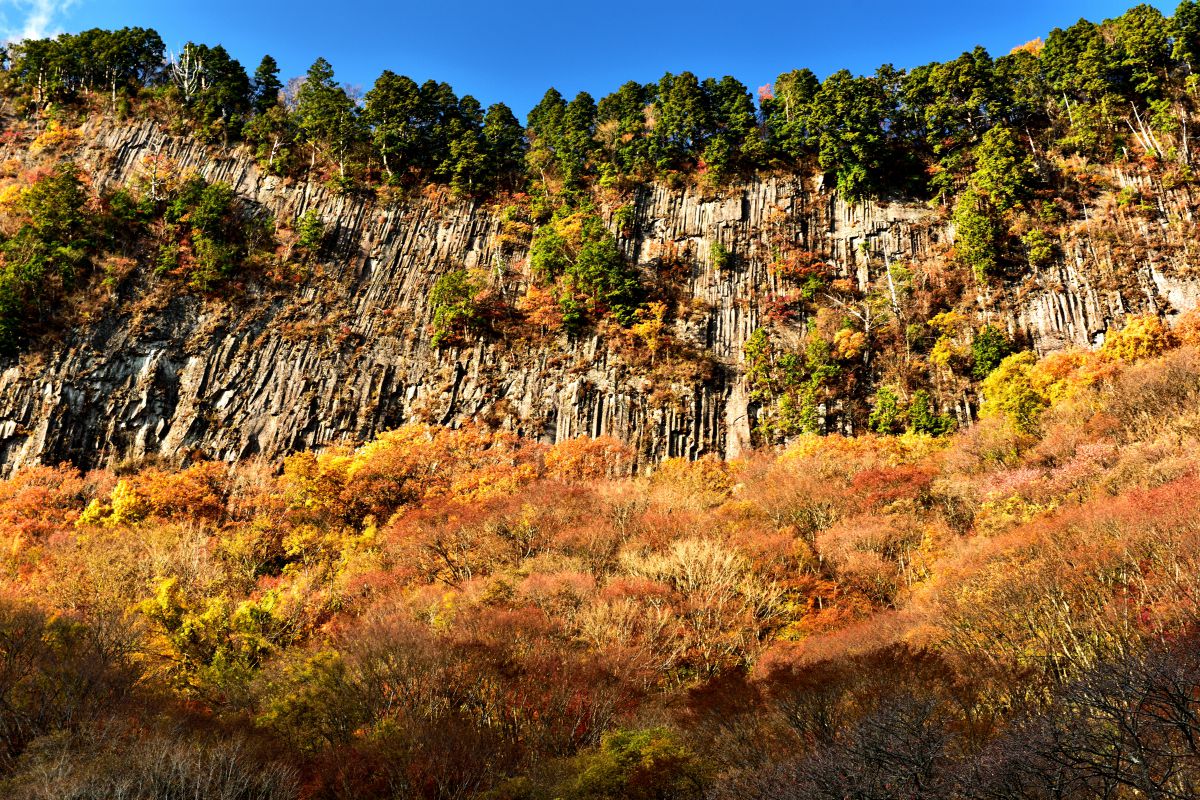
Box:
[0,120,1197,474]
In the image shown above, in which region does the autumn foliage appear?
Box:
[5,336,1200,797]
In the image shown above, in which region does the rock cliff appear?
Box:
[1,119,1197,474]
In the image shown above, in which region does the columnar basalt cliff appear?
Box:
[1,119,1198,474]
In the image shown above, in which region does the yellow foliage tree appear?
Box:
[1102,314,1177,363]
[980,351,1049,433]
[631,301,669,362]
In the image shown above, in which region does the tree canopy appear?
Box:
[3,5,1199,201]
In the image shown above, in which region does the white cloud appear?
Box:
[0,0,79,44]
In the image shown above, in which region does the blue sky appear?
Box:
[0,0,1178,116]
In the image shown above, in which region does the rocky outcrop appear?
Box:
[0,120,1197,474]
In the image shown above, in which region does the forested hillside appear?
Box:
[4,3,1200,798]
[3,314,1200,798]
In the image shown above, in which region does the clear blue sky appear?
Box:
[0,0,1178,116]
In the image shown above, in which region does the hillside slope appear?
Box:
[4,322,1200,799]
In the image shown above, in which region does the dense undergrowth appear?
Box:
[3,316,1200,798]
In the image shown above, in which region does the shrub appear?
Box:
[971,324,1013,379]
[710,240,733,271]
[296,208,325,256]
[555,727,707,800]
[161,174,267,290]
[529,210,641,330]
[429,268,485,347]
[1022,228,1056,267]
[868,386,904,434]
[612,203,636,236]
[908,390,955,435]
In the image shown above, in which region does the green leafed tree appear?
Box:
[868,385,905,434]
[0,163,93,353]
[970,125,1035,212]
[443,95,487,195]
[652,71,709,170]
[525,87,567,187]
[188,44,252,143]
[362,70,421,182]
[1175,1,1200,72]
[809,69,891,200]
[244,103,295,175]
[953,187,1003,280]
[294,57,363,179]
[252,54,283,114]
[971,324,1014,379]
[596,80,655,178]
[1111,3,1173,102]
[481,102,527,193]
[765,68,819,160]
[701,75,762,178]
